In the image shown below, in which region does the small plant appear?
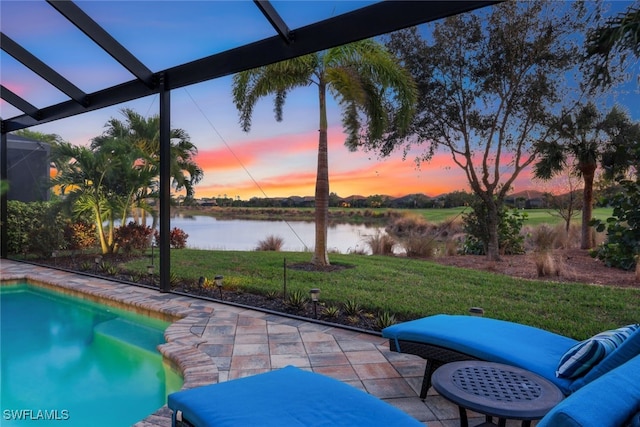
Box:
[256,235,285,251]
[266,290,280,300]
[347,315,361,325]
[100,262,120,276]
[130,272,145,283]
[79,261,92,272]
[375,311,397,330]
[343,299,362,316]
[170,272,181,286]
[200,277,215,290]
[322,305,340,318]
[286,290,307,311]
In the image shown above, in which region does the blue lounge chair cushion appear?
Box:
[168,366,424,427]
[570,324,640,393]
[556,324,639,379]
[382,314,577,394]
[537,355,640,427]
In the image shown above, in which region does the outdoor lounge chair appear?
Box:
[167,365,424,427]
[382,314,640,398]
[536,354,640,427]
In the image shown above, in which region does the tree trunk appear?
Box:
[311,81,330,266]
[94,208,109,255]
[486,198,501,261]
[581,165,596,249]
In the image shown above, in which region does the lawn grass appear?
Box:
[411,207,613,226]
[124,249,638,340]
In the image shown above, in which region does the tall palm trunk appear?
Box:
[94,208,110,255]
[580,162,597,249]
[312,81,330,266]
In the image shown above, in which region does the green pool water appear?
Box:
[0,283,183,426]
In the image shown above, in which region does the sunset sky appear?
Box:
[2,1,638,200]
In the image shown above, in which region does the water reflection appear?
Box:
[169,215,385,253]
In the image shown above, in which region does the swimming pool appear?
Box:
[0,283,183,426]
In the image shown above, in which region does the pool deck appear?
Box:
[1,259,526,427]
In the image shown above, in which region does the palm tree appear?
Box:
[585,4,640,88]
[50,142,119,254]
[533,103,638,249]
[91,109,203,231]
[232,40,416,266]
[94,108,204,201]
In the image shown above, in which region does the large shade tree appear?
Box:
[232,39,416,266]
[375,1,586,261]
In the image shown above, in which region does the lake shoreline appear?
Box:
[174,206,396,225]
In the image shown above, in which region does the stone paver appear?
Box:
[1,259,531,427]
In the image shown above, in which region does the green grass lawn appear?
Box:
[124,249,638,340]
[410,207,613,226]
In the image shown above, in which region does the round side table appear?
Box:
[432,361,564,427]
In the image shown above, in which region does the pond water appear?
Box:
[168,215,386,253]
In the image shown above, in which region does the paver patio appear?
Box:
[0,259,527,427]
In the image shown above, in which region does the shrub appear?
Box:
[364,231,396,255]
[534,252,559,277]
[530,224,556,252]
[399,233,438,258]
[6,200,66,257]
[462,201,527,255]
[592,179,640,271]
[115,222,153,254]
[64,220,97,250]
[256,235,284,251]
[154,227,189,249]
[386,213,435,237]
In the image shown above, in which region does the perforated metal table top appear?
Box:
[432,361,564,423]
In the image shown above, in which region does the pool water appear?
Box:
[0,284,183,426]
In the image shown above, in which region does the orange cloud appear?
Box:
[192,128,539,200]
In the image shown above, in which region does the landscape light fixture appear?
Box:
[215,275,224,299]
[309,288,320,319]
[469,307,484,317]
[52,250,58,266]
[147,265,155,286]
[94,255,102,273]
